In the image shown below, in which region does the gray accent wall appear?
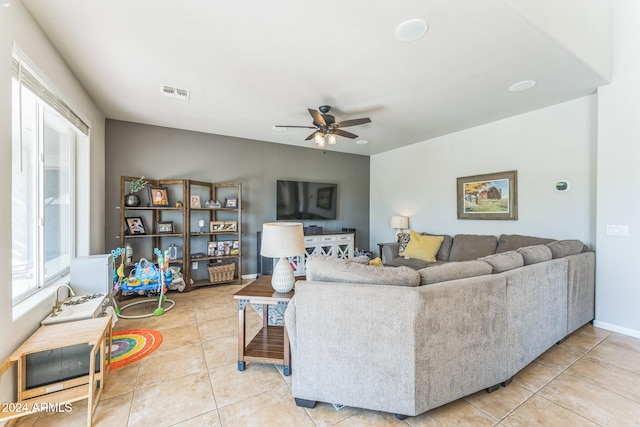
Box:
[105,120,370,276]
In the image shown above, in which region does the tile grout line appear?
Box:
[510,334,612,425]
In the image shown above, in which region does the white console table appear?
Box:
[262,232,354,276]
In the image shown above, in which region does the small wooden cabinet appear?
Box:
[0,317,111,425]
[119,176,242,291]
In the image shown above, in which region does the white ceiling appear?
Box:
[21,0,611,156]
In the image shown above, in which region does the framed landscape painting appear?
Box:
[457,170,518,220]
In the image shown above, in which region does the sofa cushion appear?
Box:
[479,250,524,273]
[397,232,453,261]
[400,230,444,262]
[306,255,420,287]
[388,257,447,270]
[418,260,493,285]
[449,234,498,262]
[546,240,584,259]
[517,245,552,265]
[496,234,555,253]
[397,232,411,252]
[348,255,371,265]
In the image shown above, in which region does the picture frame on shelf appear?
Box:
[224,197,238,208]
[190,195,201,208]
[156,221,174,234]
[148,186,170,207]
[126,217,146,235]
[456,170,518,220]
[207,241,216,257]
[210,221,224,232]
[210,220,237,232]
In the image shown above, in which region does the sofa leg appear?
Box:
[485,384,500,393]
[395,414,407,420]
[294,398,317,408]
[556,336,569,345]
[501,377,513,387]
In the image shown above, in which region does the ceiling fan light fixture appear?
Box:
[328,134,337,145]
[395,19,428,42]
[314,132,326,147]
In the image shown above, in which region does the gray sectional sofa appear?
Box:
[284,234,595,419]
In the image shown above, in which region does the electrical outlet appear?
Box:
[192,262,198,269]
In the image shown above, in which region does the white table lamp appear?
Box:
[260,222,305,293]
[390,215,409,238]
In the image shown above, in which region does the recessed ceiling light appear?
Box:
[509,80,536,92]
[356,140,369,145]
[272,126,287,132]
[395,19,428,42]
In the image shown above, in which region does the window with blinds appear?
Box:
[11,49,88,304]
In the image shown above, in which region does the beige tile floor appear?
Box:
[12,280,640,426]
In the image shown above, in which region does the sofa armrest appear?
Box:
[381,242,400,263]
[564,251,595,334]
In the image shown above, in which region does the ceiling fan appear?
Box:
[274,105,371,147]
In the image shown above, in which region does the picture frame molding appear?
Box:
[156,220,174,234]
[147,185,170,207]
[456,170,518,220]
[210,220,237,232]
[126,217,147,235]
[224,197,238,208]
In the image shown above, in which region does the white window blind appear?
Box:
[11,56,89,136]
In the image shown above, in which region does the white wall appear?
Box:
[594,0,640,337]
[0,0,106,403]
[370,95,597,247]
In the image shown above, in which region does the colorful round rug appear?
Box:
[110,329,163,370]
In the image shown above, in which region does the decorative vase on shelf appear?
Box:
[124,193,141,207]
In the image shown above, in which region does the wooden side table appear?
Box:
[233,275,295,375]
[0,316,112,426]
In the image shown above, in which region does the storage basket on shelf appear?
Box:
[208,261,235,283]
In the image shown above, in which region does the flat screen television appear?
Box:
[276,180,337,220]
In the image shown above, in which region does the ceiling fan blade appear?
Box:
[335,117,371,128]
[274,125,317,129]
[308,109,326,127]
[305,132,317,141]
[333,129,359,139]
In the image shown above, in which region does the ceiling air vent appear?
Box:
[161,85,190,100]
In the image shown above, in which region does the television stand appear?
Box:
[257,231,354,276]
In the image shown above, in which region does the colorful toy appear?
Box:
[113,246,176,319]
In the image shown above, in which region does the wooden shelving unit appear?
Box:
[119,177,242,292]
[187,181,242,289]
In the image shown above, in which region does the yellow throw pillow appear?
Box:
[368,257,383,267]
[400,230,444,262]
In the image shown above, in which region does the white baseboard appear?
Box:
[593,320,640,338]
[242,273,258,280]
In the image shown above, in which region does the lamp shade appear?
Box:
[390,215,409,229]
[260,222,305,258]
